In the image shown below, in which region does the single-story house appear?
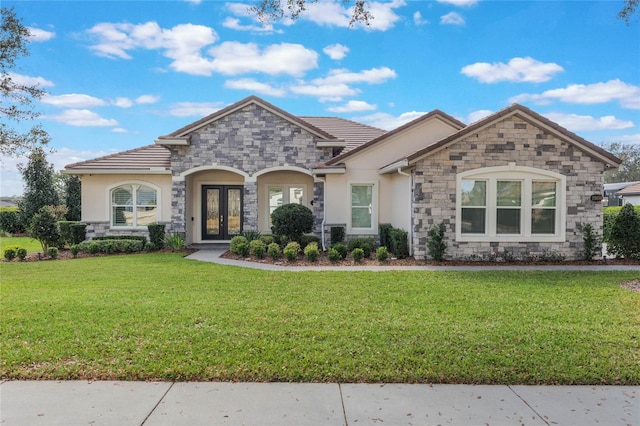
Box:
[616,182,640,206]
[603,181,638,206]
[65,95,621,260]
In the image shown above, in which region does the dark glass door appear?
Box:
[201,185,242,240]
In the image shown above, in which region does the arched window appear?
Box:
[456,166,566,242]
[111,184,157,227]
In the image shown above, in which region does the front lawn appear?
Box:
[1,253,638,384]
[0,236,42,254]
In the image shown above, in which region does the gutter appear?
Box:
[315,176,327,251]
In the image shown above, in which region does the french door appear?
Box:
[201,185,243,240]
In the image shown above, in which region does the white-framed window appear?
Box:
[111,183,158,227]
[456,166,565,242]
[348,181,378,234]
[267,185,306,223]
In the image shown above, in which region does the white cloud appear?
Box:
[510,79,640,109]
[135,95,160,104]
[437,0,477,6]
[113,97,134,108]
[112,127,129,133]
[41,94,106,108]
[27,27,55,42]
[323,44,349,60]
[295,0,405,31]
[290,83,360,101]
[8,72,55,88]
[168,102,223,117]
[208,42,318,77]
[47,109,118,127]
[222,17,281,33]
[467,109,493,123]
[543,112,634,132]
[225,79,287,97]
[328,100,377,113]
[462,57,564,83]
[441,12,465,25]
[358,111,427,130]
[316,67,397,85]
[413,11,428,26]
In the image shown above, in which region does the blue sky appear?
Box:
[2,0,639,196]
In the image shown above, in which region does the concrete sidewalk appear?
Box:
[185,249,640,271]
[1,381,637,425]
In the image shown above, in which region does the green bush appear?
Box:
[283,241,301,262]
[604,205,640,242]
[4,247,16,261]
[47,247,59,259]
[78,239,144,255]
[235,242,249,257]
[303,242,320,262]
[389,228,409,259]
[331,243,348,260]
[581,223,602,260]
[93,235,147,245]
[379,224,393,250]
[69,223,86,245]
[70,244,80,258]
[267,242,281,260]
[0,208,23,234]
[328,247,342,262]
[230,236,249,255]
[271,203,314,243]
[427,222,447,261]
[249,239,266,259]
[164,233,185,251]
[300,234,320,249]
[147,223,165,249]
[376,246,389,261]
[259,235,275,246]
[16,247,27,260]
[58,221,83,248]
[88,241,100,254]
[240,230,261,242]
[607,203,640,259]
[330,226,345,245]
[347,237,375,258]
[351,247,365,262]
[29,206,61,252]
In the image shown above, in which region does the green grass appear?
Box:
[0,236,42,253]
[1,253,639,384]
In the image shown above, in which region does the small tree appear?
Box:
[29,205,61,252]
[608,203,640,259]
[271,203,314,243]
[427,223,447,261]
[18,147,59,227]
[581,223,602,260]
[64,175,82,221]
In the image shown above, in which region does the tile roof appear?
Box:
[298,117,386,152]
[616,181,640,196]
[65,145,171,171]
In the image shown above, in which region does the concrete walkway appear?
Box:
[1,381,637,425]
[186,249,640,271]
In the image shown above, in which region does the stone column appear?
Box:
[171,178,187,236]
[243,180,258,231]
[312,180,324,233]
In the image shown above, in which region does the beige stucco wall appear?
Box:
[256,171,314,233]
[79,173,172,224]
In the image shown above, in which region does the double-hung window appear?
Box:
[456,166,565,242]
[349,182,377,234]
[111,184,158,227]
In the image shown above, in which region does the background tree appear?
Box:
[64,175,81,221]
[619,0,639,24]
[602,143,640,183]
[253,0,372,25]
[17,147,60,226]
[1,6,50,157]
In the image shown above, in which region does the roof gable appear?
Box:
[402,104,622,167]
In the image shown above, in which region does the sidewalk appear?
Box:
[185,249,640,271]
[1,381,637,425]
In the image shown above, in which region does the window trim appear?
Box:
[456,166,566,242]
[266,184,308,227]
[107,181,161,229]
[347,181,378,235]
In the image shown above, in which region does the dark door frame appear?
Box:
[201,185,243,240]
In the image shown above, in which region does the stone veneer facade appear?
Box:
[165,103,334,236]
[412,115,606,261]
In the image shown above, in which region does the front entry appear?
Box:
[201,185,243,240]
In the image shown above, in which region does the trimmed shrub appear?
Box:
[304,242,320,262]
[230,236,249,255]
[267,242,281,260]
[88,241,100,254]
[4,247,16,261]
[69,223,86,245]
[29,206,61,252]
[93,235,147,244]
[427,222,447,261]
[0,207,23,234]
[16,247,27,260]
[283,241,301,261]
[379,224,393,250]
[581,223,602,260]
[47,247,59,259]
[145,242,157,252]
[376,246,389,261]
[347,237,375,258]
[147,223,165,249]
[351,247,365,262]
[328,247,342,262]
[77,239,144,255]
[389,228,409,259]
[259,235,275,246]
[235,242,249,257]
[70,244,80,258]
[608,203,640,259]
[604,205,640,242]
[300,234,320,249]
[330,226,345,245]
[331,243,348,260]
[249,239,266,259]
[271,203,314,243]
[58,221,79,247]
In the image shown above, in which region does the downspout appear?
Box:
[396,168,413,256]
[316,176,327,251]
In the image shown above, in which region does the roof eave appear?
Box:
[155,137,189,146]
[62,168,172,175]
[378,160,409,175]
